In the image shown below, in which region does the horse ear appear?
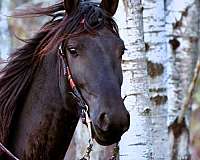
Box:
[100,0,119,16]
[64,0,80,14]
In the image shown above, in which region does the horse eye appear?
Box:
[68,48,78,57]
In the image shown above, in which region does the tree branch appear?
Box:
[178,59,200,124]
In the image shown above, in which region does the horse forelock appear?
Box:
[0,1,119,145]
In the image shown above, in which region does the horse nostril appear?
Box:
[98,113,110,132]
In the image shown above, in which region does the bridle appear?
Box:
[58,44,119,160]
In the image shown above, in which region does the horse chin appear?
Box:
[92,126,121,146]
[94,134,121,146]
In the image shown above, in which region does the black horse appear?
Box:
[0,0,130,159]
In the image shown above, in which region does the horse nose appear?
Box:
[97,111,130,133]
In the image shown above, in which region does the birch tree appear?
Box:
[143,0,169,159]
[116,0,153,159]
[0,0,55,61]
[166,0,199,159]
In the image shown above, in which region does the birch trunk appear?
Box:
[142,0,169,159]
[166,0,199,159]
[116,0,153,159]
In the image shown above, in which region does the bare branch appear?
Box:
[178,59,200,124]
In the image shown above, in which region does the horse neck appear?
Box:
[9,52,79,160]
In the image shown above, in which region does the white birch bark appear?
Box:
[166,0,199,159]
[116,0,153,159]
[142,0,169,159]
[0,0,11,60]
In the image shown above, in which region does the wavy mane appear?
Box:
[0,1,119,145]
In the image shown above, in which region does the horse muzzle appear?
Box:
[92,108,130,146]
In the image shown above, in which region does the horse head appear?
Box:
[62,0,130,146]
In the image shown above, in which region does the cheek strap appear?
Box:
[58,45,94,160]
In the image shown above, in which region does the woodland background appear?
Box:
[0,0,200,159]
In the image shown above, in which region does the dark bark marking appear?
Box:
[150,95,167,106]
[169,118,188,139]
[172,20,182,30]
[169,118,191,160]
[140,6,144,13]
[144,43,150,52]
[189,37,198,43]
[142,108,151,115]
[172,7,188,30]
[129,142,146,146]
[182,8,188,17]
[169,38,180,50]
[147,61,164,78]
[149,88,166,93]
